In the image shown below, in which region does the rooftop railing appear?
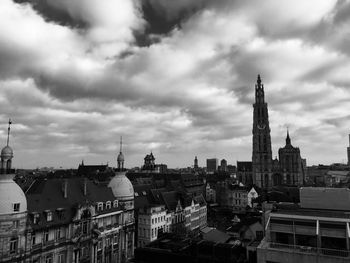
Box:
[268,242,349,258]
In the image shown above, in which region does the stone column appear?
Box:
[131,231,135,257]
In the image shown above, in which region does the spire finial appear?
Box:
[119,136,123,153]
[286,127,291,145]
[7,119,11,147]
[257,74,262,85]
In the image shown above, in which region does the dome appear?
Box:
[108,171,134,201]
[117,152,124,162]
[1,146,13,159]
[0,178,27,215]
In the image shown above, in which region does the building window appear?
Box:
[47,211,52,222]
[106,201,111,209]
[13,220,19,229]
[82,221,88,234]
[10,238,18,254]
[32,234,36,245]
[58,254,65,263]
[33,213,40,224]
[56,228,61,240]
[113,200,118,208]
[45,255,53,263]
[57,209,65,220]
[113,234,118,244]
[98,241,102,250]
[44,231,49,242]
[97,203,103,211]
[13,203,20,212]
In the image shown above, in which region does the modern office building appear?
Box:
[257,187,350,263]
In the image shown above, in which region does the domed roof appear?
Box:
[0,178,27,215]
[117,152,124,162]
[1,146,13,159]
[108,171,134,201]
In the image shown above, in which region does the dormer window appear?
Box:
[134,193,139,197]
[56,208,65,220]
[106,201,111,209]
[113,200,119,208]
[13,203,20,212]
[33,213,40,224]
[97,202,103,211]
[46,211,52,222]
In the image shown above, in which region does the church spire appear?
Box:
[119,136,122,153]
[6,119,11,147]
[255,74,265,103]
[286,128,291,145]
[257,74,262,88]
[117,136,124,171]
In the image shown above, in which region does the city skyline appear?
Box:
[1,0,350,168]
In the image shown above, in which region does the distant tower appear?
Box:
[347,134,350,166]
[278,130,304,186]
[194,156,198,169]
[220,159,227,172]
[252,75,273,189]
[1,119,13,174]
[117,136,124,171]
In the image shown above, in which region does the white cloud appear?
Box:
[0,0,349,168]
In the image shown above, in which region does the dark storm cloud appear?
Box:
[13,0,87,28]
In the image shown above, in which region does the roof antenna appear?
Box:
[7,119,11,147]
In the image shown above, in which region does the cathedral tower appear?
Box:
[252,75,273,188]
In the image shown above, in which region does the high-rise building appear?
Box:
[252,75,273,189]
[206,158,218,173]
[220,159,228,172]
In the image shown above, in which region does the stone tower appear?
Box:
[278,130,304,186]
[194,156,198,169]
[252,75,273,189]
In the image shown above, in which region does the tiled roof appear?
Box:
[26,177,119,229]
[202,228,231,243]
[76,164,108,176]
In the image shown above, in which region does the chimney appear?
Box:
[83,177,88,196]
[62,179,68,198]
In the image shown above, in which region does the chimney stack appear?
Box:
[62,179,68,198]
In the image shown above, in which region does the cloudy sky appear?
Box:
[1,0,350,169]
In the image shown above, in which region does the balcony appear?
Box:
[268,242,350,258]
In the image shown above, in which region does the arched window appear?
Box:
[106,201,111,209]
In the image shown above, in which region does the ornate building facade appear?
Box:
[0,123,135,263]
[252,75,273,189]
